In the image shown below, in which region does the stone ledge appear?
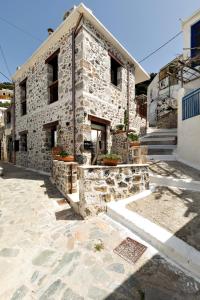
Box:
[79,163,149,170]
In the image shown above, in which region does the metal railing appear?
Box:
[182,88,200,120]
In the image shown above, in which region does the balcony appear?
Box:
[182,88,200,120]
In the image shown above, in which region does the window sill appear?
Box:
[110,82,122,91]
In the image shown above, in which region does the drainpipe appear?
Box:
[72,13,83,158]
[12,82,16,165]
[126,64,130,163]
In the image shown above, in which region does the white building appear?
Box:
[147,57,181,128]
[177,9,200,169]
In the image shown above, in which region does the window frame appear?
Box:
[109,51,123,88]
[45,49,60,104]
[19,78,27,116]
[19,131,28,152]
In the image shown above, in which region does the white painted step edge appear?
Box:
[107,197,200,281]
[147,128,177,133]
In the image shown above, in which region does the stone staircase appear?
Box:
[140,127,177,161]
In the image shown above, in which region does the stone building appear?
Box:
[0,106,13,162]
[12,3,149,173]
[147,57,182,129]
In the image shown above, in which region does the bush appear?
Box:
[128,133,139,141]
[102,153,121,160]
[59,150,70,157]
[116,124,124,130]
[0,102,10,108]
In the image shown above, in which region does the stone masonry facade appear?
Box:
[14,14,146,173]
[78,164,149,218]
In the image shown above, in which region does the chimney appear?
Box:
[48,28,54,36]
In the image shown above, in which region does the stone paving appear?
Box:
[0,162,200,299]
[127,186,200,251]
[149,160,200,181]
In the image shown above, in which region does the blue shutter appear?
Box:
[191,20,200,63]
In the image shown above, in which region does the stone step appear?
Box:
[147,145,176,150]
[140,136,176,142]
[147,155,177,161]
[150,175,200,192]
[107,193,200,281]
[141,140,176,145]
[144,133,177,138]
[148,148,174,155]
[147,128,177,134]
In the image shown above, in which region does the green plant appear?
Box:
[0,101,10,108]
[94,241,104,252]
[128,133,139,142]
[59,150,70,157]
[116,124,124,131]
[102,153,121,160]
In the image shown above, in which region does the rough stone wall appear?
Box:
[52,161,78,195]
[79,164,149,218]
[111,132,127,162]
[157,110,177,129]
[14,29,84,172]
[79,20,145,163]
[14,18,145,172]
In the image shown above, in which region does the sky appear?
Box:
[0,0,200,82]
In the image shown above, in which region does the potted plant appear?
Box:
[128,133,140,147]
[102,153,121,166]
[59,150,74,162]
[116,124,124,132]
[52,146,63,160]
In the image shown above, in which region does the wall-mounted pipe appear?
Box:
[72,13,83,158]
[126,64,130,163]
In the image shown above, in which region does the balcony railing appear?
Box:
[182,88,200,120]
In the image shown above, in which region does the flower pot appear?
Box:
[61,155,74,162]
[54,155,62,161]
[130,141,140,147]
[103,158,119,166]
[52,146,62,156]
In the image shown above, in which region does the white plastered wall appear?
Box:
[177,88,200,170]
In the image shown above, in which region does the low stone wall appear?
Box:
[79,164,149,218]
[52,161,78,195]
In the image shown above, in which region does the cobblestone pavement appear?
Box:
[127,186,200,251]
[149,160,200,181]
[0,162,200,300]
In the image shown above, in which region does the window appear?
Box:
[20,79,27,115]
[20,132,27,152]
[50,126,58,148]
[6,111,11,124]
[110,56,121,86]
[43,121,58,149]
[191,20,200,66]
[46,49,59,104]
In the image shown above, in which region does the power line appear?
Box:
[0,44,12,78]
[0,16,42,43]
[139,31,182,63]
[0,70,12,82]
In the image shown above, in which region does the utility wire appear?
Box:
[0,16,42,42]
[0,44,12,78]
[139,31,182,63]
[0,70,12,82]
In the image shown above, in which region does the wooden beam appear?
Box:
[88,114,111,125]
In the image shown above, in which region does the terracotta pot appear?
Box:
[130,141,140,147]
[52,146,62,156]
[61,155,74,162]
[103,158,119,166]
[54,155,62,161]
